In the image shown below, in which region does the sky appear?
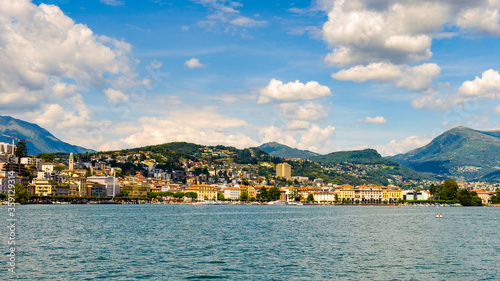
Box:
[1,0,500,156]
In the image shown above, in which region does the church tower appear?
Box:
[69,152,74,171]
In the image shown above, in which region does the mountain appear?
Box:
[258,142,320,159]
[0,115,95,155]
[309,148,432,185]
[388,126,500,181]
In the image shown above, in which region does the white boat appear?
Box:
[267,200,288,205]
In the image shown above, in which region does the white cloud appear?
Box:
[185,58,207,68]
[458,69,500,98]
[359,116,387,125]
[148,60,163,69]
[258,79,332,104]
[285,120,311,130]
[333,62,441,91]
[101,0,124,6]
[376,136,432,156]
[194,0,266,33]
[230,16,267,27]
[321,0,500,66]
[278,102,328,121]
[0,1,137,111]
[105,88,129,104]
[457,7,500,36]
[113,107,256,150]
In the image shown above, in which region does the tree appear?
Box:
[307,193,315,203]
[40,153,55,163]
[13,183,30,204]
[15,141,28,157]
[239,191,249,201]
[490,188,500,204]
[118,190,129,197]
[173,192,185,200]
[185,192,198,200]
[457,189,482,206]
[217,192,225,201]
[267,187,281,201]
[257,187,268,201]
[438,179,459,201]
[0,193,6,200]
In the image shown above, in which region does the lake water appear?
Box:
[1,205,499,280]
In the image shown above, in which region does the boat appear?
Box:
[436,213,443,218]
[267,200,288,205]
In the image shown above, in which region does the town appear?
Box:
[1,141,499,206]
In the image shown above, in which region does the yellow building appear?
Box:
[32,179,58,196]
[121,181,149,197]
[335,185,355,201]
[382,186,402,202]
[276,163,292,181]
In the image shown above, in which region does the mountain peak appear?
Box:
[258,142,320,159]
[0,115,94,155]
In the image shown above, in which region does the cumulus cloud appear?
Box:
[185,58,207,68]
[278,102,328,121]
[376,136,432,156]
[333,62,441,91]
[105,89,129,104]
[258,124,336,154]
[258,79,332,104]
[358,116,387,124]
[114,107,255,150]
[458,69,500,98]
[457,7,500,36]
[285,120,311,130]
[322,0,500,66]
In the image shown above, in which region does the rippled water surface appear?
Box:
[1,205,499,280]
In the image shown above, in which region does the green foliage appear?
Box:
[257,187,267,201]
[490,188,500,204]
[389,126,500,181]
[437,179,459,201]
[15,141,28,157]
[307,194,315,202]
[311,149,391,165]
[217,192,225,201]
[54,165,65,172]
[40,153,55,163]
[13,183,30,204]
[267,187,281,201]
[118,190,129,197]
[457,189,482,206]
[239,191,249,201]
[173,192,184,199]
[0,193,6,200]
[185,192,198,199]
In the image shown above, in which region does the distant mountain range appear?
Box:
[258,142,320,158]
[0,115,94,155]
[388,126,500,181]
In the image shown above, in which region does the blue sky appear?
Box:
[2,0,500,155]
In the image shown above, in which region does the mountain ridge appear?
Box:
[0,115,94,155]
[258,141,320,159]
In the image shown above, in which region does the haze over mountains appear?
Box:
[0,115,94,155]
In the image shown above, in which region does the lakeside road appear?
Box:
[1,204,499,280]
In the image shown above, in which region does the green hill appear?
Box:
[0,115,94,155]
[388,126,500,181]
[258,142,320,159]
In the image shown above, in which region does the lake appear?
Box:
[1,204,499,280]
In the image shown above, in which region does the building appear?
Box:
[20,157,43,170]
[0,142,14,154]
[32,178,58,196]
[0,171,22,194]
[335,185,355,201]
[276,163,292,181]
[471,189,491,205]
[121,181,150,197]
[87,175,120,196]
[223,186,243,200]
[87,181,107,197]
[382,186,402,202]
[311,191,336,202]
[68,153,74,171]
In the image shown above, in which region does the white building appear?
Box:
[0,142,14,154]
[223,186,242,200]
[20,157,43,170]
[86,175,120,196]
